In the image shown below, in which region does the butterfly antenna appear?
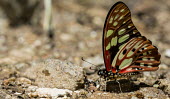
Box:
[116,80,122,93]
[81,57,100,70]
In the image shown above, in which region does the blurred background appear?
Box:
[0,0,169,66]
[0,0,170,98]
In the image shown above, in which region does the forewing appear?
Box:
[103,2,141,72]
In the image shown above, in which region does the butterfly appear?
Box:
[98,1,161,80]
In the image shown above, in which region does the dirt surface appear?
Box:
[0,0,170,98]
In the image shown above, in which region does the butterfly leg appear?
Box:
[116,80,122,93]
[84,75,98,92]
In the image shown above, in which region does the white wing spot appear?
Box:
[113,21,118,26]
[114,14,119,20]
[128,25,132,28]
[109,17,113,23]
[111,36,117,46]
[118,28,126,35]
[120,9,125,12]
[106,43,111,50]
[106,30,114,37]
[118,16,124,21]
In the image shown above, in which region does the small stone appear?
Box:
[78,42,85,49]
[2,77,16,86]
[153,84,159,88]
[23,59,83,90]
[165,49,170,58]
[90,31,97,38]
[28,88,72,98]
[60,34,73,41]
[159,64,168,69]
[27,86,38,92]
[92,14,103,26]
[14,92,22,95]
[16,77,32,85]
[28,92,38,98]
[131,96,138,99]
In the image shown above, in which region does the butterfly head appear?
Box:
[98,69,117,80]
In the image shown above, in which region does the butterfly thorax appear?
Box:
[98,69,140,81]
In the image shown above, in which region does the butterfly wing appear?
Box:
[103,2,161,73]
[103,2,140,72]
[112,36,161,73]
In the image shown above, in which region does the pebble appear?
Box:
[159,64,168,69]
[60,34,73,41]
[16,77,32,85]
[90,31,97,38]
[131,96,138,99]
[165,49,170,58]
[23,59,83,90]
[28,88,72,98]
